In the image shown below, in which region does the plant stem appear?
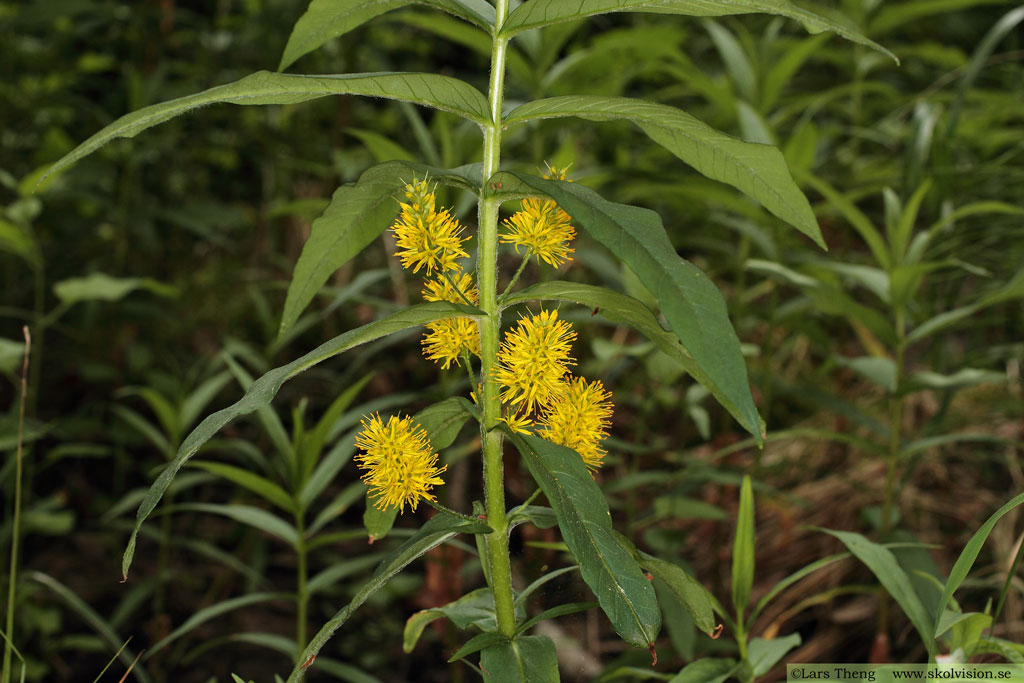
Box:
[441,269,477,308]
[476,0,517,639]
[498,252,532,305]
[881,307,907,537]
[428,500,485,524]
[878,306,907,641]
[295,512,309,656]
[2,327,30,683]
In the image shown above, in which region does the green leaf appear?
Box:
[904,368,1005,393]
[499,0,895,63]
[748,633,801,676]
[638,553,716,636]
[907,268,1024,344]
[747,552,849,628]
[288,512,492,682]
[479,635,559,683]
[404,588,500,652]
[835,356,897,393]
[668,658,737,683]
[514,568,580,611]
[0,217,41,269]
[652,496,727,521]
[492,176,762,444]
[175,503,299,546]
[507,432,661,647]
[278,161,481,339]
[54,273,176,306]
[306,553,387,596]
[508,504,558,531]
[411,396,478,450]
[933,492,1024,639]
[0,338,26,375]
[364,496,399,542]
[705,20,756,102]
[731,476,755,617]
[448,632,508,663]
[43,71,490,184]
[279,0,496,70]
[801,173,890,269]
[869,0,1011,37]
[144,592,290,660]
[515,602,598,637]
[504,97,823,247]
[29,571,154,683]
[504,281,760,441]
[819,528,935,657]
[188,461,296,514]
[121,300,481,580]
[949,612,991,658]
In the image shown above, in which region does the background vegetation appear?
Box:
[1,0,1023,681]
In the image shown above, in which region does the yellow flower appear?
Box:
[493,309,576,414]
[538,377,613,472]
[421,271,481,368]
[500,165,575,267]
[499,411,534,435]
[355,414,447,513]
[391,179,469,274]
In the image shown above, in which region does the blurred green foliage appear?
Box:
[2,0,1023,681]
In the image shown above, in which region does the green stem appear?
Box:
[295,512,308,656]
[878,306,906,640]
[498,252,532,305]
[441,269,477,308]
[735,620,749,676]
[461,349,478,393]
[476,0,517,639]
[2,327,30,683]
[427,500,484,524]
[881,307,907,537]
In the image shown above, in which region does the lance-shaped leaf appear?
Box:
[731,475,755,617]
[499,0,895,63]
[504,280,760,441]
[42,71,490,183]
[493,173,763,444]
[639,553,716,636]
[933,491,1024,638]
[280,0,496,71]
[121,301,482,580]
[507,432,661,648]
[819,528,936,658]
[278,160,481,339]
[288,512,492,682]
[505,96,822,247]
[479,635,560,683]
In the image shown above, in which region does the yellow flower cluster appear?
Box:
[493,309,614,471]
[390,178,479,368]
[537,376,613,471]
[392,179,469,274]
[493,309,576,413]
[355,414,447,513]
[421,272,481,369]
[500,165,576,268]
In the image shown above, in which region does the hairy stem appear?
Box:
[476,0,517,638]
